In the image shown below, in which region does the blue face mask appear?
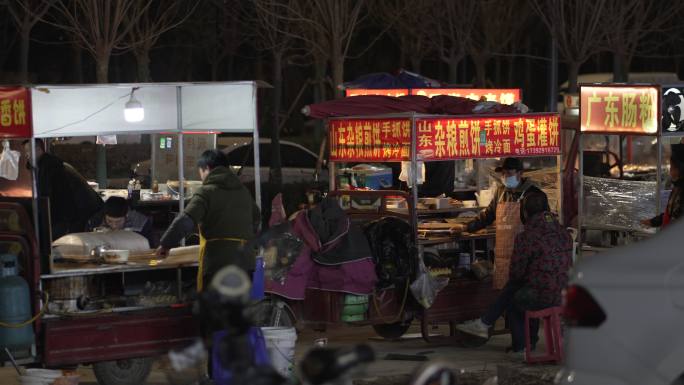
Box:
[504,175,520,189]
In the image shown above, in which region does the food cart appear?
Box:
[268,101,562,343]
[0,82,262,384]
[576,84,667,256]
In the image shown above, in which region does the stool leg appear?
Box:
[553,312,564,363]
[524,312,531,362]
[543,316,553,359]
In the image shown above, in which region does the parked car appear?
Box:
[219,137,327,185]
[559,220,684,385]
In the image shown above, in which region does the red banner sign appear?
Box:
[580,85,658,134]
[345,89,409,97]
[415,114,560,160]
[329,113,561,162]
[345,88,521,104]
[411,88,521,104]
[0,87,31,138]
[330,118,411,162]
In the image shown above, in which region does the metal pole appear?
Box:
[410,114,418,235]
[557,154,562,222]
[252,85,262,213]
[30,138,41,251]
[150,134,157,185]
[176,87,185,246]
[410,114,420,276]
[656,135,662,216]
[578,134,584,258]
[548,38,558,112]
[329,162,336,193]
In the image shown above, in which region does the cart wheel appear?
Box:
[248,298,296,327]
[93,357,153,385]
[372,320,412,340]
[449,321,490,348]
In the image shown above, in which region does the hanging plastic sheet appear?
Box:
[583,176,657,230]
[0,140,21,181]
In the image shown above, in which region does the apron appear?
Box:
[493,190,527,290]
[197,231,247,292]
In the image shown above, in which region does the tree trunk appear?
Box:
[210,60,220,81]
[331,58,344,99]
[95,54,110,83]
[567,62,580,94]
[226,54,235,80]
[612,52,629,82]
[72,43,83,83]
[313,57,327,103]
[136,48,152,82]
[270,52,283,187]
[507,57,515,87]
[410,55,422,74]
[473,54,488,88]
[18,28,30,83]
[494,57,501,87]
[447,56,459,84]
[95,50,109,188]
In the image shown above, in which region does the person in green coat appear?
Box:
[156,149,260,290]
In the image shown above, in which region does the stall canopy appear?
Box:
[30,81,260,137]
[341,69,442,90]
[303,94,524,119]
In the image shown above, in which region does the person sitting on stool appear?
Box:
[455,192,572,357]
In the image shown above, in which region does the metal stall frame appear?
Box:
[327,111,563,245]
[322,111,562,341]
[576,83,663,258]
[22,81,264,367]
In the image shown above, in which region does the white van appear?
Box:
[558,72,680,115]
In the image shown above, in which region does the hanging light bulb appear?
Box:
[124,88,144,122]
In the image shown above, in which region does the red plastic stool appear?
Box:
[524,306,563,364]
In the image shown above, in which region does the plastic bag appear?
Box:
[410,259,449,309]
[399,161,425,186]
[0,140,20,181]
[471,259,493,281]
[259,223,304,282]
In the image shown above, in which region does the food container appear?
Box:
[102,249,130,263]
[386,196,407,209]
[341,164,393,190]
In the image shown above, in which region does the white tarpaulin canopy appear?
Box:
[31,81,259,137]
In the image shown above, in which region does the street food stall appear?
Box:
[0,82,262,383]
[268,95,562,343]
[576,83,665,256]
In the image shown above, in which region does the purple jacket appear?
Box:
[265,210,377,300]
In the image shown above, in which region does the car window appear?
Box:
[281,144,317,168]
[225,143,271,166]
[226,145,252,166]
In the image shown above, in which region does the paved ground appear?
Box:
[0,324,560,385]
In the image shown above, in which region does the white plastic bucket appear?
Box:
[261,326,297,377]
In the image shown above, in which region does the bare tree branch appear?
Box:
[529,0,610,93]
[49,0,153,82]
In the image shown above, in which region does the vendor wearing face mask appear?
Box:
[87,196,154,245]
[641,144,684,228]
[457,157,546,289]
